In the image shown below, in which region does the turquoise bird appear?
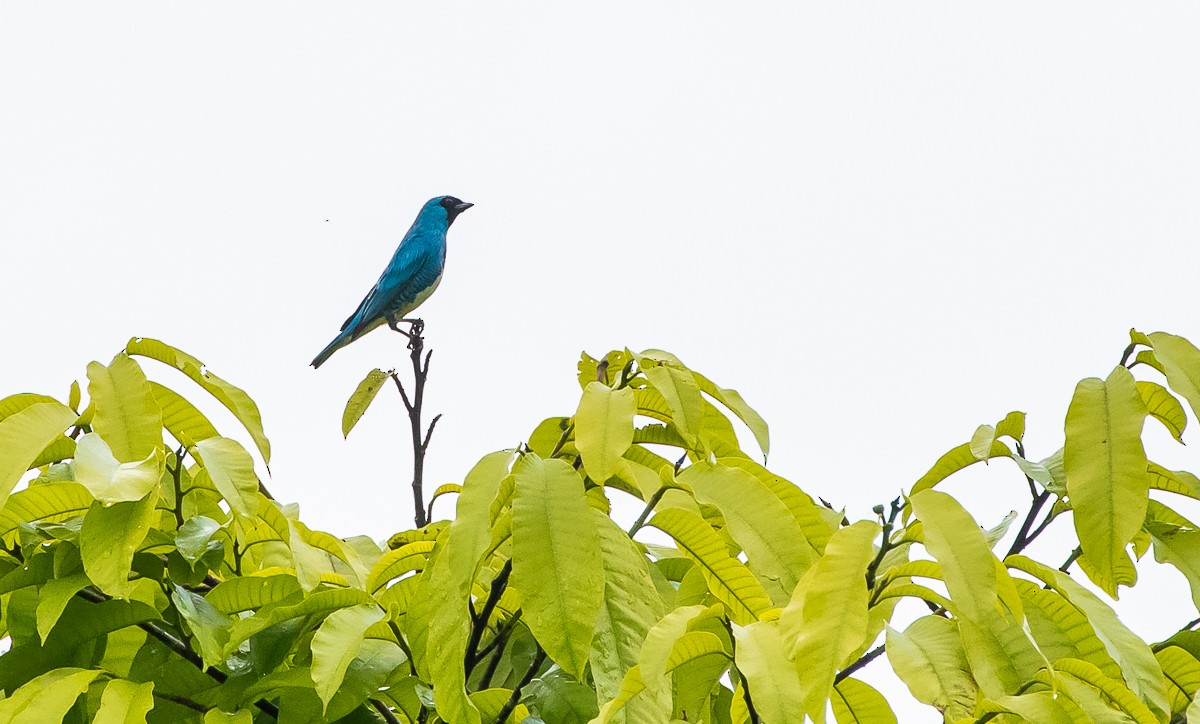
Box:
[311,195,473,368]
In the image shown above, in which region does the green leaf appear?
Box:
[732,620,804,723]
[722,457,835,553]
[342,368,389,438]
[512,454,604,680]
[206,573,302,615]
[830,677,896,724]
[1148,464,1200,501]
[575,382,636,483]
[911,440,1012,495]
[629,604,716,718]
[1014,580,1122,682]
[366,540,435,594]
[225,587,377,654]
[911,490,1045,697]
[172,585,234,667]
[778,521,878,723]
[150,381,220,446]
[0,401,78,512]
[994,411,1026,442]
[679,461,815,603]
[191,437,261,518]
[0,667,102,723]
[311,603,386,714]
[176,515,222,564]
[87,354,163,462]
[94,678,156,724]
[885,617,976,720]
[1137,380,1186,443]
[589,512,667,723]
[0,482,93,541]
[81,493,159,597]
[469,688,530,723]
[73,432,162,504]
[1007,555,1169,720]
[526,669,600,724]
[1065,366,1149,597]
[421,450,513,724]
[692,371,770,457]
[647,508,772,625]
[635,351,703,446]
[1054,657,1159,724]
[35,574,90,643]
[126,337,272,466]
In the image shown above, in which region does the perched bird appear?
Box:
[311,195,473,368]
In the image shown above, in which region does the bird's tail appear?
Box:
[311,332,351,369]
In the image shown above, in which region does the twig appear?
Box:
[75,587,280,718]
[369,698,402,724]
[465,560,514,674]
[1005,490,1052,559]
[835,643,887,683]
[1119,342,1138,368]
[389,319,438,529]
[169,446,186,529]
[865,497,902,590]
[724,619,760,724]
[494,647,546,724]
[1059,547,1082,572]
[152,691,210,713]
[627,487,668,537]
[477,613,521,690]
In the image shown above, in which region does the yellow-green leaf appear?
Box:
[206,573,303,615]
[87,354,163,463]
[126,337,271,465]
[0,401,77,512]
[885,617,976,720]
[1054,657,1159,724]
[576,382,636,483]
[635,351,703,446]
[342,368,389,438]
[1138,380,1187,443]
[0,667,102,723]
[679,460,815,602]
[1149,523,1200,613]
[151,381,220,446]
[970,424,997,461]
[1065,366,1149,597]
[366,541,435,595]
[911,440,1012,495]
[692,371,770,457]
[830,677,897,724]
[81,493,159,597]
[1147,332,1200,424]
[647,508,771,625]
[778,521,878,724]
[311,603,386,713]
[94,679,155,724]
[511,454,604,680]
[1156,645,1200,715]
[191,436,261,518]
[732,620,805,723]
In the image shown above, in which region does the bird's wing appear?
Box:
[344,240,443,337]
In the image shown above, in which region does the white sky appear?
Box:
[3,3,1200,718]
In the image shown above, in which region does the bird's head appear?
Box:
[427,195,473,226]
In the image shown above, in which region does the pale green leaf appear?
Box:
[778,520,878,724]
[732,620,805,724]
[885,617,976,720]
[225,587,377,654]
[994,411,1026,442]
[647,508,772,625]
[0,667,102,723]
[830,677,897,724]
[366,540,435,594]
[311,603,386,713]
[81,493,159,597]
[1148,464,1200,501]
[94,678,156,724]
[911,440,1012,495]
[1149,523,1200,613]
[0,482,93,541]
[576,382,636,483]
[722,457,835,553]
[970,424,997,461]
[1156,645,1200,714]
[204,710,253,723]
[0,401,78,512]
[422,450,513,724]
[1065,366,1148,597]
[191,437,261,518]
[1054,657,1159,724]
[87,354,163,462]
[126,336,271,465]
[342,368,389,438]
[636,605,716,715]
[512,454,604,679]
[206,573,302,614]
[1015,580,1122,682]
[176,515,222,564]
[977,692,1080,723]
[692,371,770,457]
[679,460,815,603]
[74,432,162,504]
[590,511,667,723]
[911,490,1045,697]
[36,574,90,643]
[150,381,220,446]
[1007,555,1169,720]
[1138,380,1187,443]
[1147,332,1200,425]
[635,352,703,445]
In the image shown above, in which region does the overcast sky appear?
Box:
[3,3,1200,717]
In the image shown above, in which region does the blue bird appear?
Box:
[311,195,473,368]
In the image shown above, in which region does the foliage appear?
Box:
[3,331,1200,722]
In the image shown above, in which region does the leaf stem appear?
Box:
[835,643,887,683]
[627,486,668,537]
[369,698,403,724]
[1059,546,1082,572]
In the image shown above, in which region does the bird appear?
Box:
[311,195,473,368]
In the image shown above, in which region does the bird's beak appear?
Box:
[455,201,474,213]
